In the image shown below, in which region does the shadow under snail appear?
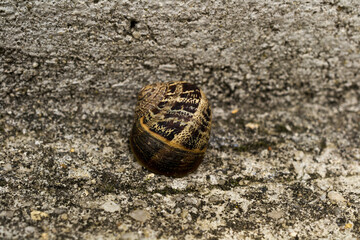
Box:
[130,81,212,177]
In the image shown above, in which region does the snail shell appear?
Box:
[130,81,212,177]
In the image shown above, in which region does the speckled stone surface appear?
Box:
[1,0,360,239]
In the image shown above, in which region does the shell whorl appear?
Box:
[136,81,211,151]
[130,81,212,177]
[134,82,167,120]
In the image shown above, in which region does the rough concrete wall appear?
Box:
[1,0,359,239]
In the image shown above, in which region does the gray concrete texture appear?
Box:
[1,0,360,239]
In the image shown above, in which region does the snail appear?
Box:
[130,81,212,177]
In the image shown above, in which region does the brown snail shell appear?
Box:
[130,81,212,177]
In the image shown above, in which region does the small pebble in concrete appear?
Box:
[60,213,68,221]
[68,168,91,179]
[30,210,49,221]
[101,201,120,213]
[3,163,12,171]
[267,210,284,220]
[102,146,113,155]
[344,223,353,229]
[129,209,150,222]
[245,123,259,130]
[231,108,239,114]
[158,64,177,72]
[328,191,346,203]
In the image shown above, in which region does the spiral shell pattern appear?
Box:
[130,81,211,177]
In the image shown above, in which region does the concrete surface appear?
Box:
[1,0,360,239]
